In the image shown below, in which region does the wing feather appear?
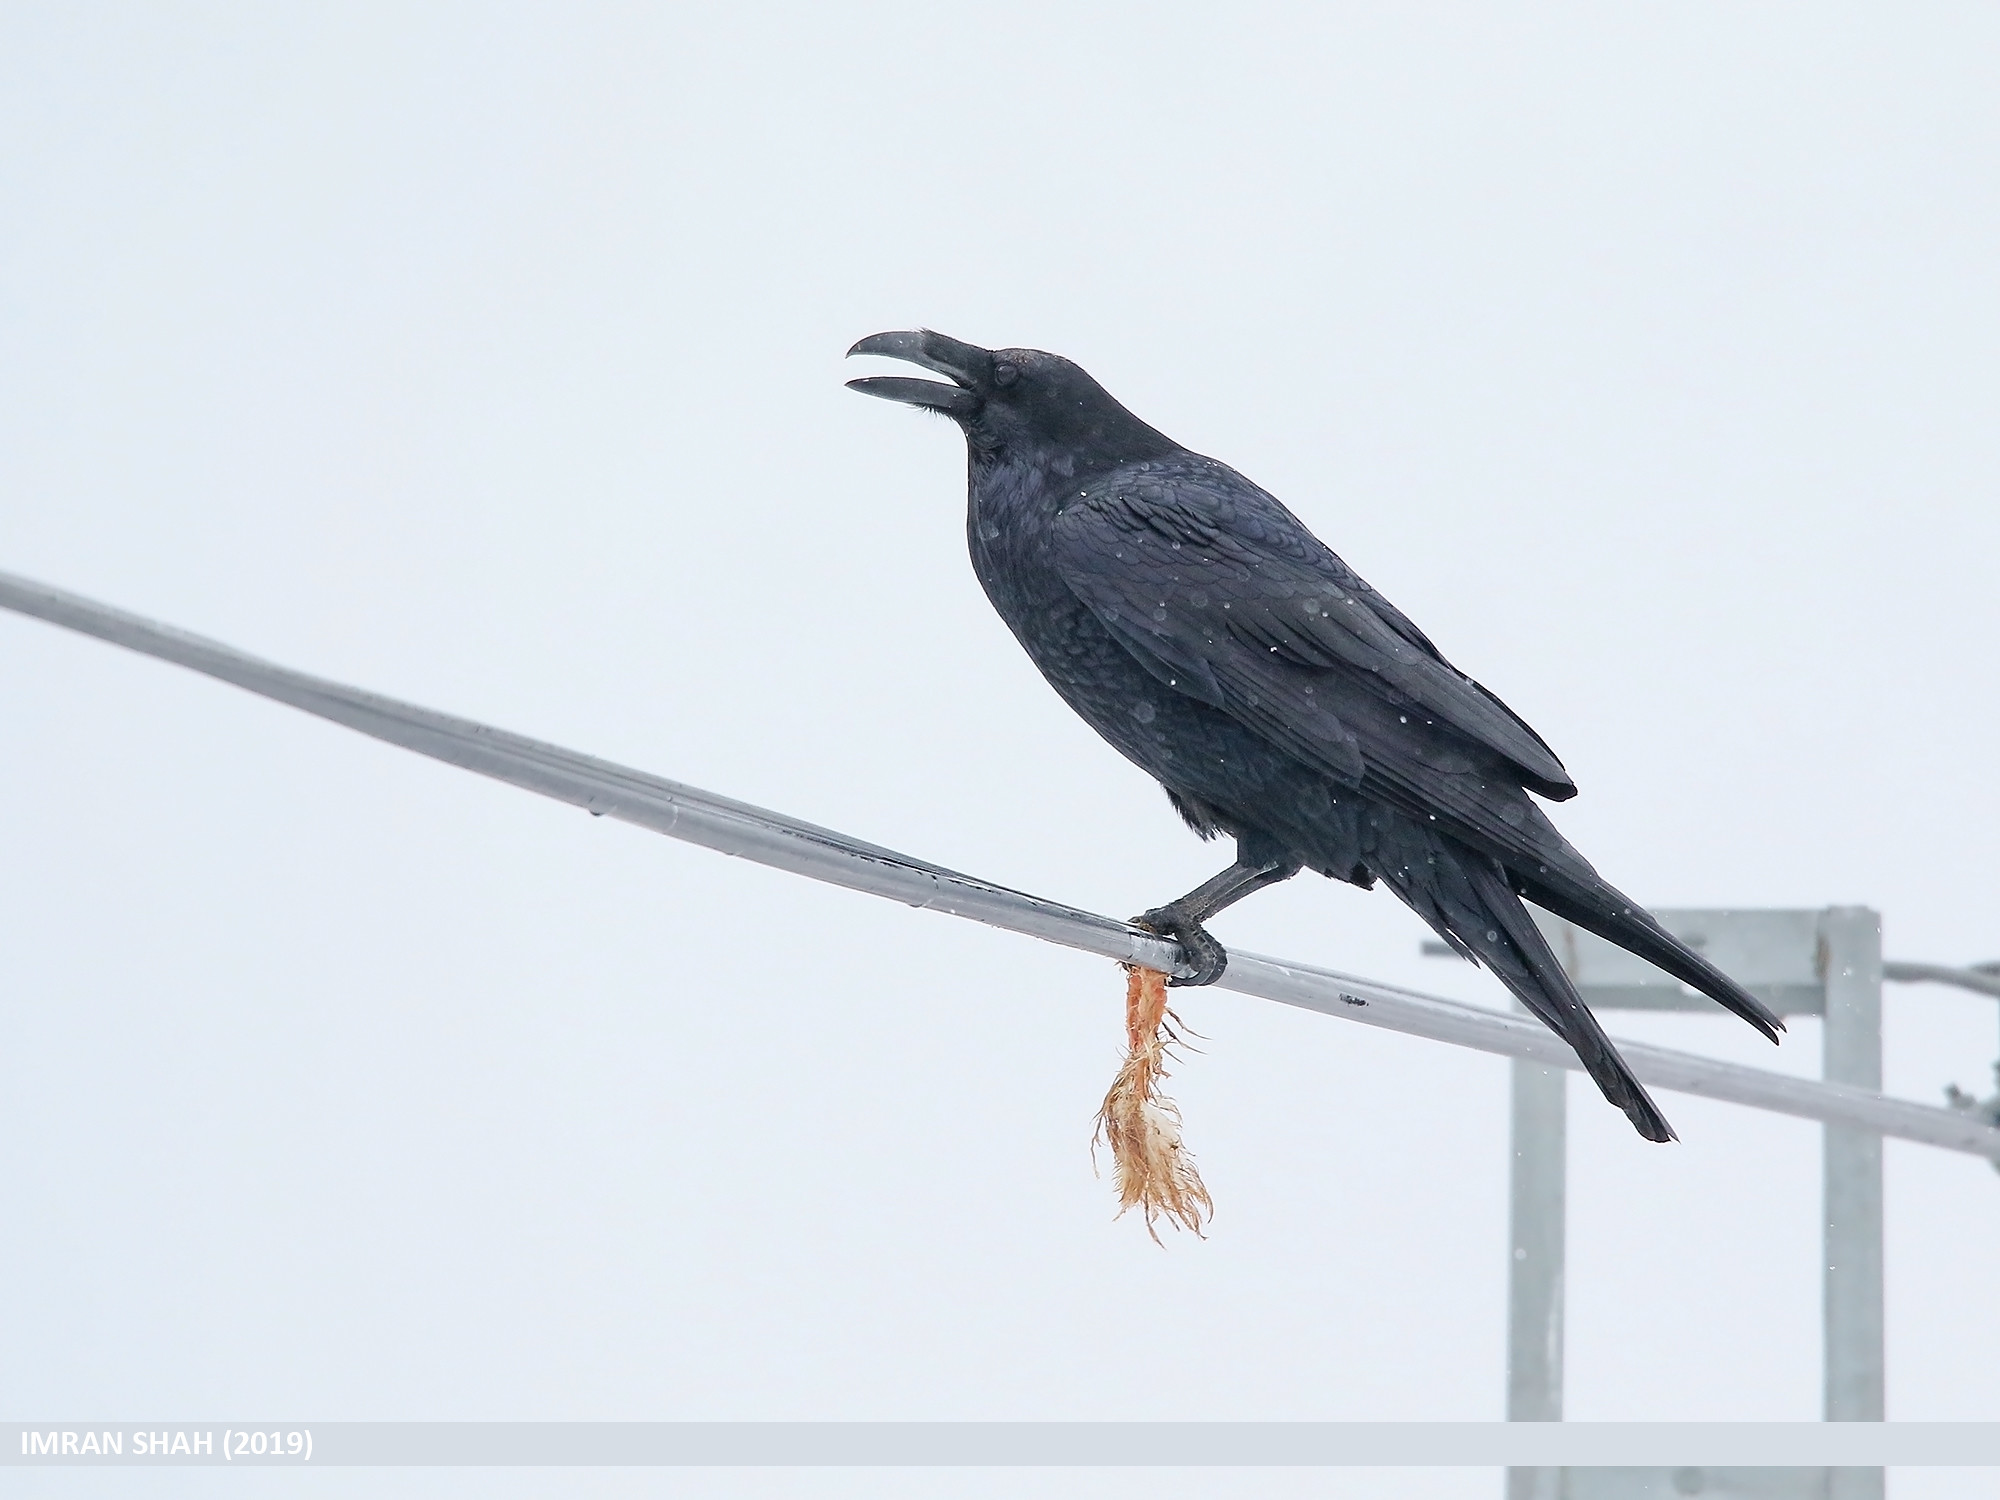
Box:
[1051,467,1578,816]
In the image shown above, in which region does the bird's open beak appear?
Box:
[845,330,991,416]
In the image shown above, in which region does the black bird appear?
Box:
[846,329,1781,1142]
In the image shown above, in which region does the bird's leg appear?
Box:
[1133,846,1302,986]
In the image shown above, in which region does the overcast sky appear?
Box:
[3,6,1997,1497]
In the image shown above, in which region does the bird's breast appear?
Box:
[965,466,1206,771]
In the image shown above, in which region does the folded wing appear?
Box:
[1051,465,1578,810]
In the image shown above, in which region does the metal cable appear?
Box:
[5,568,1997,1163]
[1883,961,2000,1000]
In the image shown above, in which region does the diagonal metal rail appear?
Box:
[5,568,1998,1163]
[1884,961,2000,1000]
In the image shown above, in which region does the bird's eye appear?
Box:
[993,362,1019,388]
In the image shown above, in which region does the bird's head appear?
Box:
[846,330,1175,468]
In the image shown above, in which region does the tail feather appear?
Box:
[1379,838,1677,1142]
[1517,874,1785,1043]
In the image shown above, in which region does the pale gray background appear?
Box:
[2,4,1996,1496]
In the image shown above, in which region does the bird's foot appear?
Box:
[1133,905,1229,987]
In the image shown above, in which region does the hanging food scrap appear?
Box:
[1094,963,1213,1241]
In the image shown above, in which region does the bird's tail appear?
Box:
[1378,836,1677,1142]
[1515,867,1785,1044]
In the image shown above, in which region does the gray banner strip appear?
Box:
[5,1422,1997,1467]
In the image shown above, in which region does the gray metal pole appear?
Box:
[6,571,2000,1171]
[1507,1054,1567,1422]
[1505,1046,1566,1500]
[1821,907,1884,1500]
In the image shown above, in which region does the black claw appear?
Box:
[1133,906,1230,987]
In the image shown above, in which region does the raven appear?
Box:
[847,329,1781,1142]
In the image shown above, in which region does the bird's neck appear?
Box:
[967,449,1060,541]
[967,440,1164,514]
[963,448,1074,608]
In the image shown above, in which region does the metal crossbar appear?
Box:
[1883,960,2000,1000]
[5,568,1997,1163]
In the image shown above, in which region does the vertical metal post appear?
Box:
[1507,1054,1567,1420]
[1506,1044,1566,1500]
[1497,907,1888,1500]
[1821,907,1884,1500]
